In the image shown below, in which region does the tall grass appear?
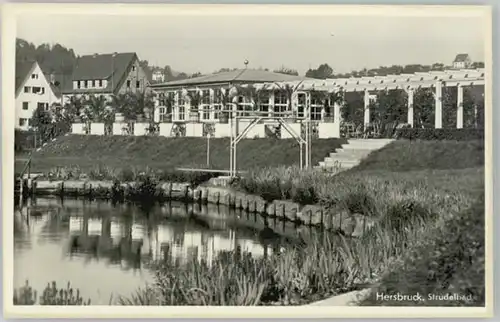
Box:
[14,281,91,305]
[42,165,222,187]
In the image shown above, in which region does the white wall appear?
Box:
[15,63,60,130]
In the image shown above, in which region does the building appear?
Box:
[61,52,151,105]
[452,53,472,69]
[15,60,60,130]
[150,68,313,123]
[151,68,165,83]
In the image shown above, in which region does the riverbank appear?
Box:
[19,175,373,237]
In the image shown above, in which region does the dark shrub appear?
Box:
[394,128,484,141]
[381,199,434,232]
[339,190,378,217]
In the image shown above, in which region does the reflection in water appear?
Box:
[14,197,311,304]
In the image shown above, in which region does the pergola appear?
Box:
[225,68,485,176]
[150,68,485,176]
[249,68,485,129]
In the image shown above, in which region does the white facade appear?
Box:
[15,62,60,130]
[152,70,165,83]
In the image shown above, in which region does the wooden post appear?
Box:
[457,84,464,129]
[406,88,414,127]
[435,81,443,129]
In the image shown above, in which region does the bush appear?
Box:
[394,128,484,141]
[15,129,37,152]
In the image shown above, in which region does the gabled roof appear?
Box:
[43,73,67,98]
[64,52,137,94]
[453,53,470,63]
[151,68,310,88]
[15,60,36,94]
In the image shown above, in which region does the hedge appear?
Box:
[394,128,484,141]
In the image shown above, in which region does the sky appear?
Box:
[15,8,486,75]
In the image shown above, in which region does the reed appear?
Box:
[14,281,91,306]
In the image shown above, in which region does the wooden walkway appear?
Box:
[175,168,247,175]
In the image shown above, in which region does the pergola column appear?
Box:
[434,81,443,129]
[363,89,370,125]
[456,84,464,129]
[334,90,343,124]
[406,88,414,127]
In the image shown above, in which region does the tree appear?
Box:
[82,95,114,123]
[368,89,408,136]
[31,105,54,143]
[112,93,141,121]
[309,88,344,118]
[131,90,155,121]
[16,38,77,78]
[273,66,299,76]
[64,96,84,121]
[471,62,485,69]
[413,88,435,128]
[305,63,333,79]
[341,92,364,126]
[273,81,304,114]
[185,90,203,113]
[233,84,270,114]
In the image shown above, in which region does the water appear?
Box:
[14,197,312,304]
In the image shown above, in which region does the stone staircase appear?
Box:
[316,139,395,172]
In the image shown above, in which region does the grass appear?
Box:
[351,139,484,172]
[16,135,346,174]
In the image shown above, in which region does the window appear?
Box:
[297,93,306,118]
[45,103,50,111]
[179,105,185,120]
[99,80,103,87]
[84,80,88,88]
[132,65,136,72]
[201,90,210,120]
[310,92,324,121]
[136,80,140,89]
[178,91,185,106]
[37,102,45,110]
[258,92,270,114]
[22,102,29,110]
[127,80,131,88]
[213,89,223,119]
[274,91,288,114]
[24,86,30,93]
[28,119,33,126]
[19,118,27,126]
[32,87,42,94]
[77,81,81,89]
[92,80,96,88]
[236,95,253,117]
[31,74,38,79]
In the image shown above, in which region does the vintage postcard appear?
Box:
[1,3,493,319]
